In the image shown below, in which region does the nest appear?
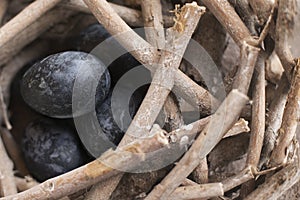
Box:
[0,0,299,199]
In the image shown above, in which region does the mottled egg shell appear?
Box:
[20,51,111,118]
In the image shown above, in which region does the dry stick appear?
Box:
[240,53,266,198]
[82,0,219,115]
[269,60,300,167]
[168,183,224,200]
[145,90,249,200]
[232,43,260,95]
[0,129,17,196]
[0,0,8,25]
[61,0,175,27]
[244,157,300,200]
[201,0,256,47]
[0,0,62,50]
[259,75,289,168]
[275,0,296,81]
[0,116,210,200]
[0,8,75,67]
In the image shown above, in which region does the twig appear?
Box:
[0,8,75,67]
[259,75,289,168]
[244,155,300,200]
[232,42,260,95]
[201,0,256,46]
[0,129,17,196]
[61,0,174,27]
[269,59,300,167]
[145,90,249,200]
[0,0,62,50]
[240,52,266,197]
[0,0,8,25]
[275,0,297,81]
[82,0,219,115]
[191,157,209,184]
[168,183,224,200]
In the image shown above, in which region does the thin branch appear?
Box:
[0,86,11,130]
[145,90,249,200]
[0,129,17,196]
[168,183,224,200]
[191,157,209,184]
[0,0,62,50]
[269,59,300,167]
[259,75,289,168]
[0,8,75,67]
[82,0,219,115]
[232,42,260,95]
[201,0,256,46]
[240,52,266,197]
[221,167,254,192]
[275,0,297,81]
[245,156,300,200]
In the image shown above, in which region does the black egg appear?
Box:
[21,51,111,118]
[22,118,87,182]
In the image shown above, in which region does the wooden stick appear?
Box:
[223,118,250,138]
[201,0,256,46]
[246,53,266,168]
[244,157,300,200]
[82,0,219,115]
[145,90,249,200]
[232,42,260,95]
[275,0,296,81]
[168,183,224,200]
[0,130,17,196]
[0,8,74,67]
[269,60,300,167]
[259,75,289,168]
[240,53,266,197]
[0,0,62,50]
[0,86,11,130]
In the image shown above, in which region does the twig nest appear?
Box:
[21,118,88,182]
[20,51,111,118]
